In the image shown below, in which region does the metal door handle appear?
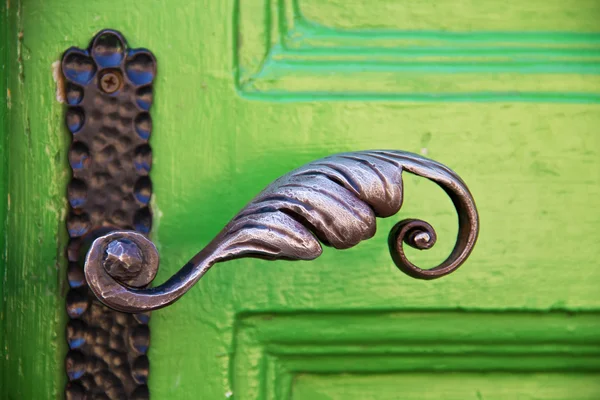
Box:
[84,150,479,313]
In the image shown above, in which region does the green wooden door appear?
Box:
[2,0,600,399]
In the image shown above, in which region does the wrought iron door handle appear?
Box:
[84,150,479,313]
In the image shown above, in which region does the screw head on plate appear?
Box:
[99,71,122,94]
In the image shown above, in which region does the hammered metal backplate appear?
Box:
[62,29,156,400]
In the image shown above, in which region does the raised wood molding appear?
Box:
[232,311,600,399]
[235,0,600,102]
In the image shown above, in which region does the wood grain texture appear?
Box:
[1,0,599,399]
[1,1,70,398]
[0,0,9,379]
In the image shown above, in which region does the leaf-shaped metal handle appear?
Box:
[84,150,479,313]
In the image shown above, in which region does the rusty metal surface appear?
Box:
[84,151,479,313]
[62,29,155,399]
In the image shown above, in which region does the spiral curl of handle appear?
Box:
[389,219,442,279]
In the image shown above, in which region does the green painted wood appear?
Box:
[236,0,600,101]
[1,0,599,399]
[0,0,9,372]
[1,1,69,398]
[291,373,600,400]
[233,312,600,399]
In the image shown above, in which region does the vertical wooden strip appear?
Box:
[1,1,69,398]
[0,1,10,388]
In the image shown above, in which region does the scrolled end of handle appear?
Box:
[84,231,161,312]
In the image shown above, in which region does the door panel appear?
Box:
[2,0,599,399]
[233,312,600,399]
[237,0,600,101]
[291,373,600,400]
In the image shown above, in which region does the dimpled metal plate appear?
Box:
[62,29,155,400]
